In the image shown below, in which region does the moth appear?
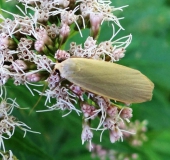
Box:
[55,58,154,104]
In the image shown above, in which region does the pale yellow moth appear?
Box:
[55,58,154,104]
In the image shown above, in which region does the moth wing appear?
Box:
[56,58,154,103]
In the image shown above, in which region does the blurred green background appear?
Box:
[0,0,170,159]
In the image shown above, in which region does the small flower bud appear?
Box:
[26,73,41,82]
[70,84,84,96]
[84,37,96,49]
[103,117,114,129]
[109,127,123,143]
[81,122,93,145]
[26,72,48,82]
[47,72,61,89]
[36,27,53,45]
[120,107,133,120]
[107,105,118,117]
[37,9,49,23]
[46,24,59,39]
[112,48,125,61]
[58,0,70,8]
[0,73,9,86]
[59,23,70,41]
[90,13,103,38]
[0,33,9,50]
[34,40,45,52]
[10,60,28,71]
[55,50,70,61]
[81,104,96,119]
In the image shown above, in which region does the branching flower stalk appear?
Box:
[0,87,40,158]
[0,0,147,158]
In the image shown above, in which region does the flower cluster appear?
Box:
[90,143,139,160]
[0,88,40,158]
[124,120,148,146]
[0,0,145,158]
[88,120,148,159]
